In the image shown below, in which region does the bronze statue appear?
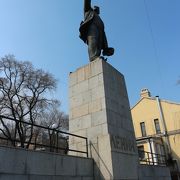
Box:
[79,0,114,62]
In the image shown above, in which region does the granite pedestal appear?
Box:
[69,58,139,180]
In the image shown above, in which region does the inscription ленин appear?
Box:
[111,135,136,153]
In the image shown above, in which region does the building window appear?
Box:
[154,119,161,134]
[138,145,145,160]
[140,122,147,137]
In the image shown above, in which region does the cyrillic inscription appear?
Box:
[111,135,136,153]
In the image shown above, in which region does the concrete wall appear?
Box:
[0,144,172,180]
[0,146,93,180]
[139,165,171,180]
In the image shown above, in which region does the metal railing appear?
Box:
[0,115,88,157]
[138,150,166,166]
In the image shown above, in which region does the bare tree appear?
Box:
[0,55,57,148]
[37,100,69,153]
[40,100,69,131]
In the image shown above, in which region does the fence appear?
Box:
[0,115,88,157]
[138,149,167,166]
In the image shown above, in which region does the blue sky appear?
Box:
[0,0,180,113]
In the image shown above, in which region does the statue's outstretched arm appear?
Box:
[84,0,91,13]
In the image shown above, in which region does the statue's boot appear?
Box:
[102,47,114,56]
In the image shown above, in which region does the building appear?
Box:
[131,89,180,179]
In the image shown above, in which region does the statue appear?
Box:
[79,0,114,62]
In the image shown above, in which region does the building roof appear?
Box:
[131,96,180,110]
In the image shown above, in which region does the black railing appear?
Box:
[0,115,88,157]
[138,150,166,166]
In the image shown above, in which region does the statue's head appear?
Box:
[94,6,100,14]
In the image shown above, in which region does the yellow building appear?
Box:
[131,89,180,179]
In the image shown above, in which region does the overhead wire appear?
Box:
[143,0,165,93]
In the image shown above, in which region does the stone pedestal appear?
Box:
[69,58,139,180]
